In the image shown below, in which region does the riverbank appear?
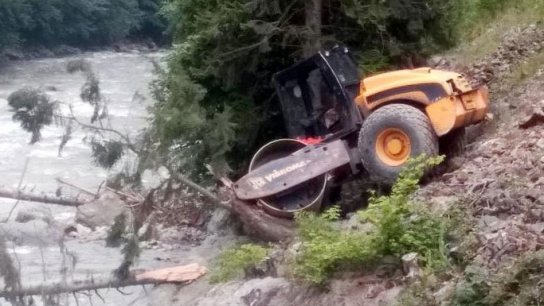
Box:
[1,39,165,62]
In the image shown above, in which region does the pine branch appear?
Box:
[58,107,140,155]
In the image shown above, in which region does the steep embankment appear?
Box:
[149,23,544,306]
[425,23,544,268]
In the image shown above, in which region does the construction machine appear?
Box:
[232,46,489,218]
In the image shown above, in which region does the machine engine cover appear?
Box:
[234,139,351,200]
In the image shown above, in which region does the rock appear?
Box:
[75,192,128,230]
[139,221,160,241]
[51,45,81,56]
[433,281,455,304]
[402,253,421,280]
[528,223,544,234]
[44,86,58,92]
[519,109,544,129]
[0,220,59,245]
[3,48,25,60]
[33,46,54,58]
[429,196,459,215]
[206,209,233,235]
[15,206,54,225]
[478,215,501,229]
[113,44,130,53]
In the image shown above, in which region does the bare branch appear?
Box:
[94,289,105,303]
[0,187,86,207]
[59,107,140,155]
[56,178,96,198]
[0,263,206,299]
[2,158,30,223]
[170,172,230,210]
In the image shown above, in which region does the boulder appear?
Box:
[0,220,59,246]
[3,48,25,60]
[33,46,54,58]
[75,192,128,230]
[15,206,54,225]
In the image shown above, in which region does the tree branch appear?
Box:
[170,172,231,210]
[0,187,86,207]
[0,263,206,299]
[59,109,140,155]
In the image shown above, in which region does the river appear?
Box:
[0,52,234,305]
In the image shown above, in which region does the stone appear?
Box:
[15,206,54,225]
[433,281,455,304]
[75,192,128,230]
[51,45,81,56]
[34,46,55,58]
[429,196,459,215]
[0,220,59,245]
[519,110,544,129]
[486,113,495,121]
[3,48,25,60]
[478,215,501,229]
[402,253,421,280]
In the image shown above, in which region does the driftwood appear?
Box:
[0,187,86,207]
[0,263,206,299]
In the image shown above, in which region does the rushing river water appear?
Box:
[0,52,235,305]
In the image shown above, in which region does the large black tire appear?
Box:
[432,127,467,176]
[440,127,467,158]
[358,104,439,185]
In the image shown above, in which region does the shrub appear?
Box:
[293,155,456,285]
[211,244,269,282]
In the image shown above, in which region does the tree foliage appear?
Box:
[153,0,462,179]
[0,0,167,51]
[7,88,57,144]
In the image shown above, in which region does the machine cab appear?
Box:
[273,46,363,142]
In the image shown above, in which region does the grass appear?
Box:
[210,244,270,282]
[448,0,544,63]
[506,49,544,86]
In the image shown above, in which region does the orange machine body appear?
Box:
[355,67,489,136]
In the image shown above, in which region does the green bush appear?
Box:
[211,244,269,282]
[293,155,456,285]
[359,155,451,271]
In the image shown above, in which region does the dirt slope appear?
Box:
[422,24,544,271]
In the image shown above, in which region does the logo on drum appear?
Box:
[249,177,267,189]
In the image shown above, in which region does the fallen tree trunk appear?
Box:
[0,263,206,299]
[229,192,296,242]
[0,187,86,207]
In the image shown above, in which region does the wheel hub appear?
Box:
[376,128,411,166]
